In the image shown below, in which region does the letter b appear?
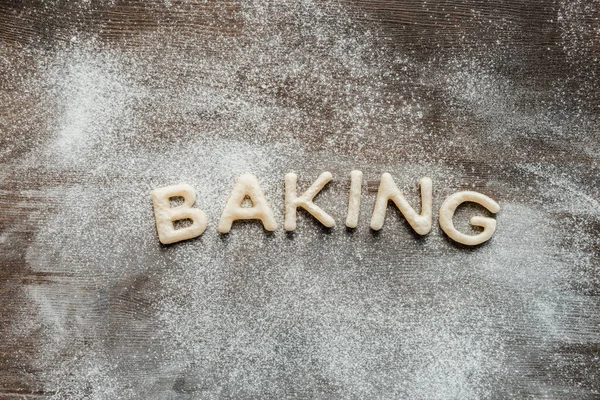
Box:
[152,183,208,244]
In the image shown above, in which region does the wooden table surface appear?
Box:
[1,0,599,399]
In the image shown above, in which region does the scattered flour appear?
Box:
[0,0,598,398]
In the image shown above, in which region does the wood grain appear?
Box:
[1,0,599,398]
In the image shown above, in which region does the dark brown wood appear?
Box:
[1,0,599,398]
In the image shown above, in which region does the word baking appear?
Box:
[151,171,500,246]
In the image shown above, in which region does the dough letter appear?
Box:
[369,174,432,235]
[345,170,363,228]
[152,183,208,244]
[439,191,500,246]
[285,172,335,231]
[218,174,278,233]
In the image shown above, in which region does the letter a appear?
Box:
[152,183,208,244]
[369,174,432,235]
[218,174,278,233]
[285,172,335,231]
[439,191,500,246]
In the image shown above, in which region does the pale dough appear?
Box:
[218,174,278,233]
[285,172,335,231]
[345,170,363,228]
[439,191,500,246]
[369,174,433,235]
[152,183,208,244]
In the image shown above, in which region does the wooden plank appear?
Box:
[0,0,599,398]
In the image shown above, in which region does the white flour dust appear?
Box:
[1,0,598,398]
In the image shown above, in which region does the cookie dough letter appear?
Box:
[370,174,433,235]
[285,172,335,231]
[218,174,278,233]
[345,170,363,228]
[439,191,500,246]
[152,183,208,244]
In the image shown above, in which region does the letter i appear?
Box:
[345,170,363,228]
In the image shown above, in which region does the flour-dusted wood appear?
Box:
[0,0,599,398]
